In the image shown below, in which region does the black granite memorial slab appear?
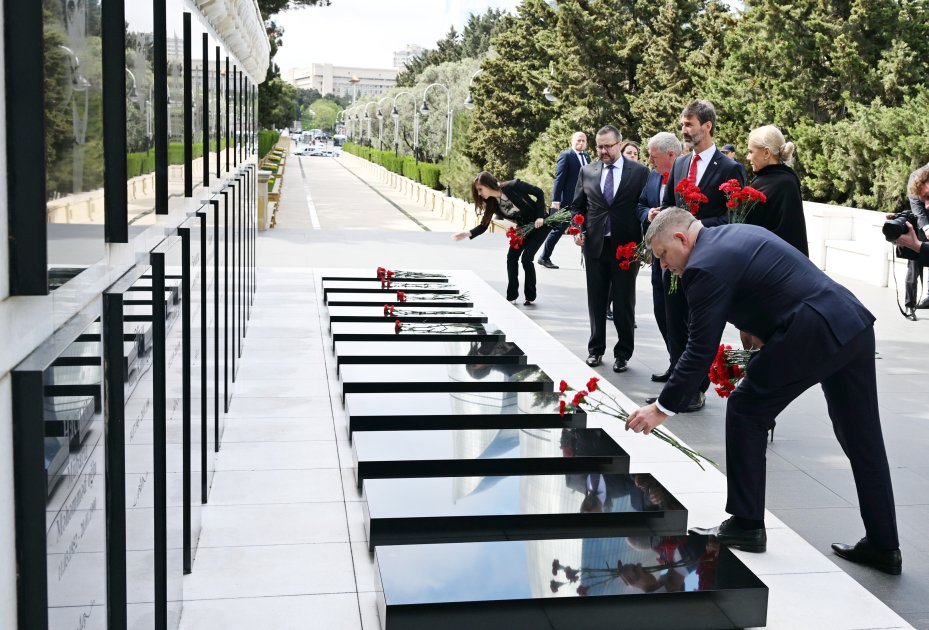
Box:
[363,471,685,549]
[339,363,552,399]
[327,305,487,326]
[352,428,629,488]
[374,535,768,630]
[345,391,585,435]
[330,322,505,346]
[323,285,461,303]
[327,293,475,308]
[334,340,526,372]
[320,271,448,283]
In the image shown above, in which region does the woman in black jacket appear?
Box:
[745,125,809,256]
[453,171,547,304]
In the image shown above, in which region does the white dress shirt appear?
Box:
[599,159,623,199]
[690,144,717,186]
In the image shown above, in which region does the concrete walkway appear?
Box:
[217,147,929,629]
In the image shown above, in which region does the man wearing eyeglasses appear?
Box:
[572,125,649,372]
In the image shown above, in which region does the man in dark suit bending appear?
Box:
[626,208,901,574]
[655,100,746,412]
[538,131,589,269]
[572,125,649,372]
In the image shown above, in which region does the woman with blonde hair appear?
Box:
[745,125,808,256]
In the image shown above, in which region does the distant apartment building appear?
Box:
[285,64,398,100]
[393,44,424,69]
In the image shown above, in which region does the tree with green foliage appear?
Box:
[465,0,556,177]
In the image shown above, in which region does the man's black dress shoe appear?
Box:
[644,396,658,404]
[586,355,602,367]
[537,259,559,269]
[831,538,902,575]
[606,309,613,321]
[682,391,705,413]
[651,368,672,383]
[916,296,929,309]
[612,358,628,373]
[905,307,918,321]
[690,517,767,553]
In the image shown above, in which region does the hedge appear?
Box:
[342,142,445,191]
[258,130,280,159]
[126,142,210,179]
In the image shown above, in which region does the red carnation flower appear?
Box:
[559,400,567,416]
[573,213,585,225]
[376,266,386,279]
[559,380,569,393]
[661,171,670,185]
[586,377,599,392]
[571,390,588,406]
[396,291,407,302]
[576,585,589,597]
[394,320,402,334]
[387,270,395,278]
[619,260,631,271]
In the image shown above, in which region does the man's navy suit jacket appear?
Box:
[636,169,664,225]
[662,148,746,226]
[658,224,875,412]
[552,149,587,208]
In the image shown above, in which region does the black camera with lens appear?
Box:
[882,211,920,241]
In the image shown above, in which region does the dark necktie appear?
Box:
[687,153,701,183]
[603,165,614,236]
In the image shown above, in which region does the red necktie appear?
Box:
[687,153,701,183]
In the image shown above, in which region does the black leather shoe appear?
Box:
[690,517,767,553]
[644,396,658,404]
[831,537,902,575]
[682,391,705,413]
[586,355,602,367]
[606,309,613,321]
[916,297,929,309]
[651,368,672,383]
[612,358,628,373]
[523,300,534,306]
[905,307,918,321]
[537,259,559,269]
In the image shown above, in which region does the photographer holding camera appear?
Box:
[885,165,929,319]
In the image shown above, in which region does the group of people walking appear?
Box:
[453,99,903,575]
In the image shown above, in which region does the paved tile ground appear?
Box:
[178,148,928,629]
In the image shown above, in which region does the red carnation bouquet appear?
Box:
[615,240,649,271]
[674,179,708,216]
[505,209,579,249]
[718,179,767,224]
[557,377,715,470]
[566,212,585,236]
[707,344,755,398]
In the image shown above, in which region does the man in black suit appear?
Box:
[626,208,901,574]
[637,132,682,383]
[572,125,649,372]
[657,100,746,412]
[538,131,589,269]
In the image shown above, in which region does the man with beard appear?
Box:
[650,100,745,412]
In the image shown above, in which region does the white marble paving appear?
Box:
[178,267,913,630]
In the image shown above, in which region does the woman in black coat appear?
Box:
[453,171,547,304]
[745,125,809,256]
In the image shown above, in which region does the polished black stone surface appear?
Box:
[352,428,629,488]
[322,281,459,300]
[320,272,448,283]
[334,340,526,371]
[345,391,586,435]
[339,363,552,398]
[363,472,685,549]
[374,535,768,630]
[327,305,487,325]
[327,293,474,308]
[330,321,504,345]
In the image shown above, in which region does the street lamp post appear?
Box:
[362,101,377,146]
[463,69,482,110]
[375,95,392,151]
[420,83,453,196]
[390,91,413,157]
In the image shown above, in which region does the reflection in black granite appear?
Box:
[321,271,448,282]
[375,535,768,629]
[331,321,505,345]
[326,293,474,308]
[334,340,526,370]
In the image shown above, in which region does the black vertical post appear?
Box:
[180,225,192,573]
[225,57,230,173]
[103,292,128,630]
[11,370,48,630]
[230,183,237,376]
[154,0,168,214]
[202,34,210,188]
[151,250,168,629]
[211,199,221,450]
[197,210,208,501]
[223,192,230,411]
[103,0,128,242]
[232,66,237,168]
[183,13,193,197]
[215,46,220,179]
[4,0,47,293]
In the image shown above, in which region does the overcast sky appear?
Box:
[273,0,524,72]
